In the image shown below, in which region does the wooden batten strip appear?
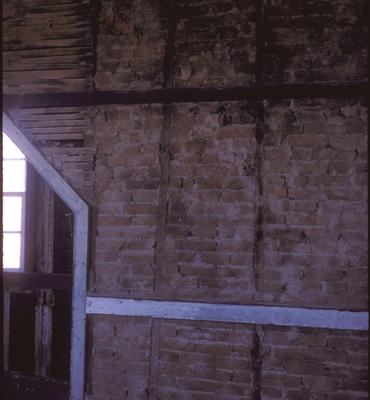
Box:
[34,133,84,141]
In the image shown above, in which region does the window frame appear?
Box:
[3,112,89,400]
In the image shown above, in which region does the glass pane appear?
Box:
[3,196,22,231]
[3,233,21,269]
[3,160,26,192]
[3,133,25,159]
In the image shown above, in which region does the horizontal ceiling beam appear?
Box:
[4,81,367,109]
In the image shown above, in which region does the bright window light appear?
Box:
[3,160,26,192]
[2,132,26,270]
[3,233,22,269]
[3,196,22,231]
[3,133,25,159]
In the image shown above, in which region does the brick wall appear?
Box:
[95,0,168,90]
[156,320,255,399]
[95,0,257,89]
[93,105,162,295]
[262,98,368,309]
[264,0,368,83]
[160,102,256,301]
[2,0,367,398]
[91,98,367,307]
[88,316,152,400]
[88,316,368,400]
[95,0,367,88]
[89,100,367,397]
[173,0,256,87]
[88,0,367,397]
[262,326,368,400]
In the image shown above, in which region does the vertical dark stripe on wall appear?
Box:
[252,0,267,297]
[151,2,178,394]
[154,0,177,291]
[251,326,263,400]
[255,0,268,84]
[252,102,265,297]
[90,0,102,91]
[154,104,172,292]
[163,0,177,89]
[147,319,161,399]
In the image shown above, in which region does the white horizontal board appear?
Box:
[86,297,368,331]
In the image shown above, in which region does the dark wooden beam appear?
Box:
[4,272,72,290]
[3,82,367,109]
[4,372,68,400]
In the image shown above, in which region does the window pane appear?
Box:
[3,160,26,192]
[3,133,25,159]
[3,233,21,269]
[3,196,23,231]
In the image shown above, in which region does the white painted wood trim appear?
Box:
[86,297,368,331]
[3,113,89,400]
[3,113,86,214]
[70,210,88,400]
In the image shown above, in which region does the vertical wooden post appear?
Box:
[3,291,11,371]
[35,184,54,376]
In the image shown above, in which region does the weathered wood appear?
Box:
[34,133,84,141]
[7,106,90,144]
[3,0,93,96]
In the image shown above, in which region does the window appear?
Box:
[3,132,27,270]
